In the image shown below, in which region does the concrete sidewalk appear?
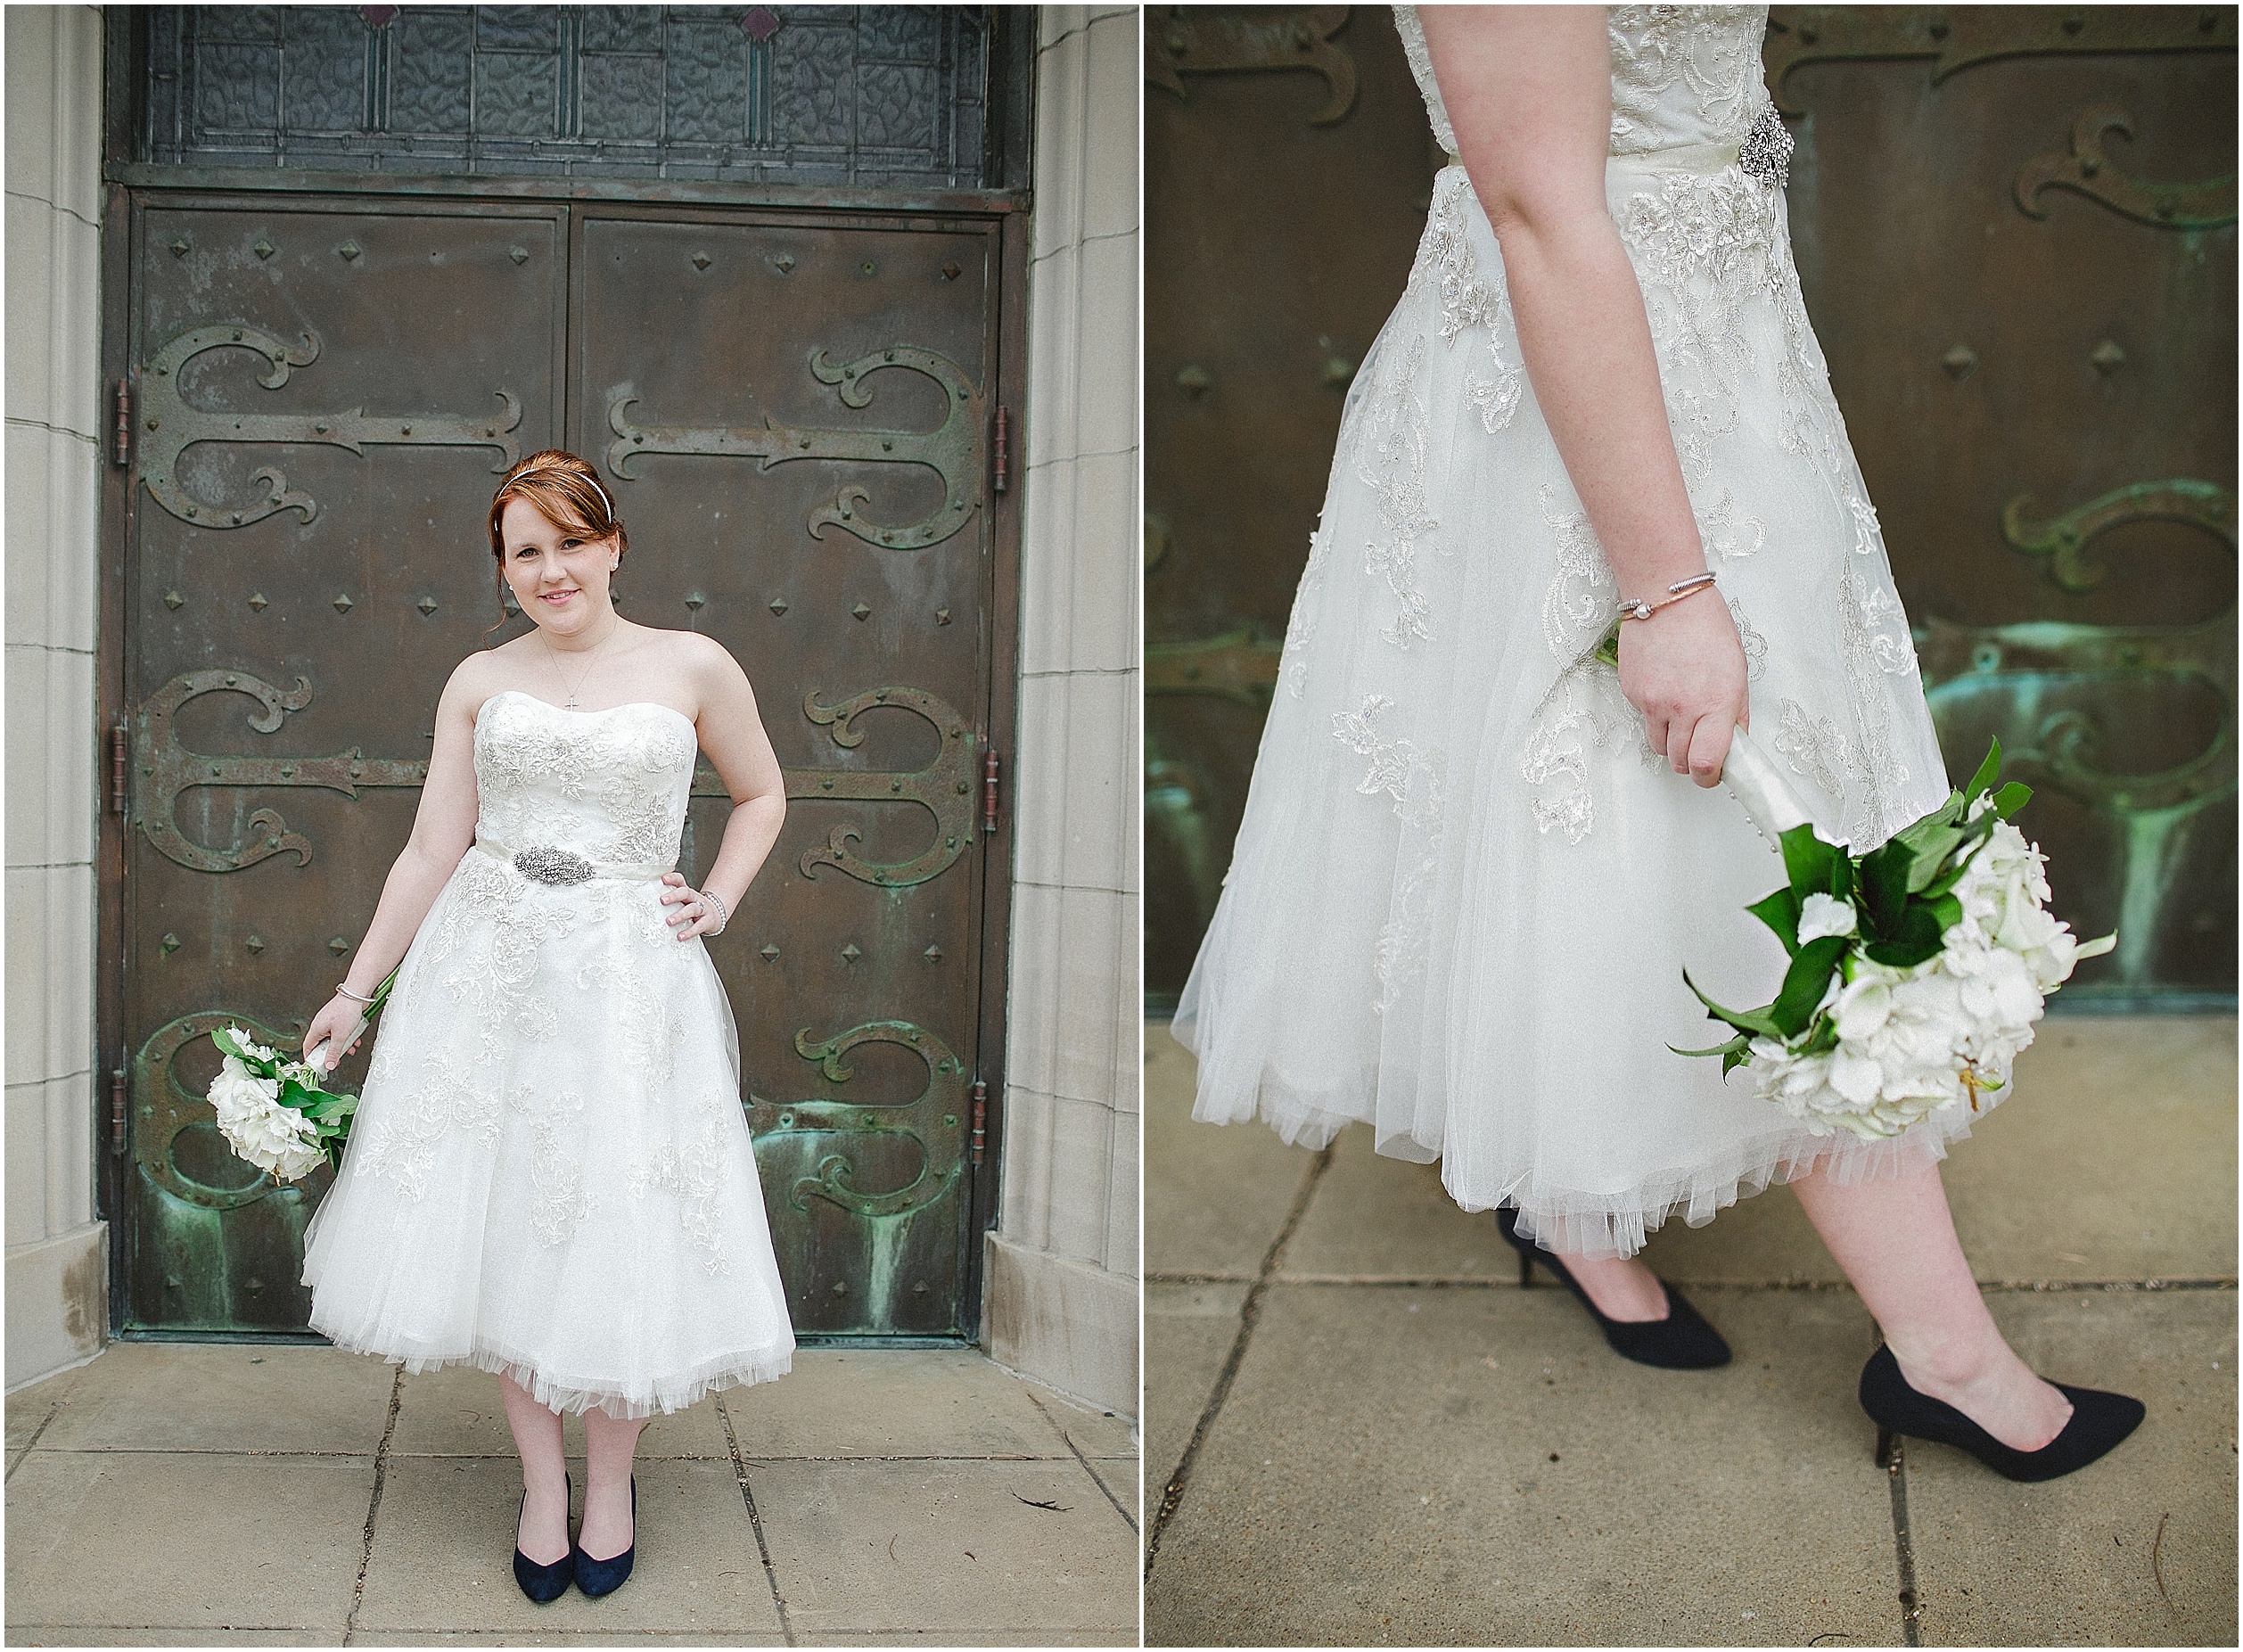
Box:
[1144,1015,2238,1647]
[6,1344,1138,1646]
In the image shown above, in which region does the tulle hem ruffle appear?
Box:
[307,1314,793,1419]
[1182,1050,2005,1260]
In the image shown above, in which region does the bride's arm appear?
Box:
[300,663,485,1060]
[659,637,786,940]
[1418,4,1747,785]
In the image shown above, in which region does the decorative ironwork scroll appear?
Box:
[2000,479,2236,592]
[133,1011,309,1212]
[1146,625,1283,705]
[747,1019,966,1219]
[1145,5,1359,125]
[606,345,985,551]
[1918,481,2235,982]
[1764,6,2239,114]
[2015,103,2239,228]
[137,325,522,527]
[132,670,982,885]
[797,687,982,884]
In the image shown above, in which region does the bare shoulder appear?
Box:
[656,627,752,696]
[438,647,508,719]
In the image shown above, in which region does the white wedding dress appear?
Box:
[1175,5,1978,1256]
[302,689,795,1416]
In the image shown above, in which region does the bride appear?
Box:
[299,448,796,1599]
[1175,4,2141,1480]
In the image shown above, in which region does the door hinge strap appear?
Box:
[982,746,1000,836]
[109,1067,127,1155]
[970,1078,988,1167]
[992,405,1010,494]
[110,718,129,815]
[112,379,131,467]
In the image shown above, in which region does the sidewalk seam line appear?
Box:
[341,1365,404,1646]
[1143,1143,1335,1582]
[4,1391,70,1484]
[1886,1433,1922,1648]
[719,1392,795,1646]
[1022,1386,1138,1534]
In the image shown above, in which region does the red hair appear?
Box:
[486,450,629,632]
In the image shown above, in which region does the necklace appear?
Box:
[541,614,620,710]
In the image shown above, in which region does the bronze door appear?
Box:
[1144,4,1436,1004]
[1146,4,2236,1008]
[1766,4,2237,1004]
[106,192,1016,1339]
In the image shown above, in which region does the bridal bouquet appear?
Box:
[207,966,397,1182]
[1680,732,2113,1140]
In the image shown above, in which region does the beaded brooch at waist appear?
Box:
[472,836,672,884]
[1442,108,1793,190]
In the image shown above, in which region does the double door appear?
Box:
[103,189,1021,1340]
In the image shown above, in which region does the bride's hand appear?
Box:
[657,871,726,940]
[1616,591,1750,786]
[302,995,367,1071]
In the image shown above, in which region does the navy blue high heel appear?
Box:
[513,1473,573,1603]
[1860,1344,2144,1481]
[573,1475,636,1598]
[1497,1204,1731,1369]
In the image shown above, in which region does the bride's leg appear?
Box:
[500,1373,571,1566]
[1791,1154,2073,1451]
[580,1404,646,1561]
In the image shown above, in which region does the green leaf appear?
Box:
[1863,902,1945,967]
[1905,826,1968,892]
[1989,780,2031,819]
[1895,791,1965,848]
[1672,1032,1752,1061]
[1680,967,1783,1040]
[1963,738,2003,804]
[1770,934,1849,1038]
[1746,887,1803,956]
[1858,840,1912,937]
[1779,823,1842,902]
[1927,891,1963,933]
[1721,1044,1752,1077]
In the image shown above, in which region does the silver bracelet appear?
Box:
[334,982,377,1004]
[700,890,728,935]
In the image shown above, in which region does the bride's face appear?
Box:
[499,496,620,637]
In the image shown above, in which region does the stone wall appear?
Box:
[5,4,110,1391]
[982,4,1140,1418]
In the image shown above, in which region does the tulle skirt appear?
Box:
[1174,154,1984,1257]
[302,844,795,1416]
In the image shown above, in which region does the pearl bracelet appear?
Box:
[700,890,728,935]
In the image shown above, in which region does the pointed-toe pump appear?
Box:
[513,1473,574,1603]
[1496,1204,1730,1369]
[573,1475,637,1599]
[1858,1344,2144,1482]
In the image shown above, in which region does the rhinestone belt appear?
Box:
[474,838,669,884]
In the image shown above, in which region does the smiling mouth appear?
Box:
[539,589,578,602]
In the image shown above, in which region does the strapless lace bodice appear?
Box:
[1393,4,1773,159]
[472,691,698,871]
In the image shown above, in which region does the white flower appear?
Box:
[1797,893,1859,944]
[207,1054,325,1183]
[226,1026,280,1066]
